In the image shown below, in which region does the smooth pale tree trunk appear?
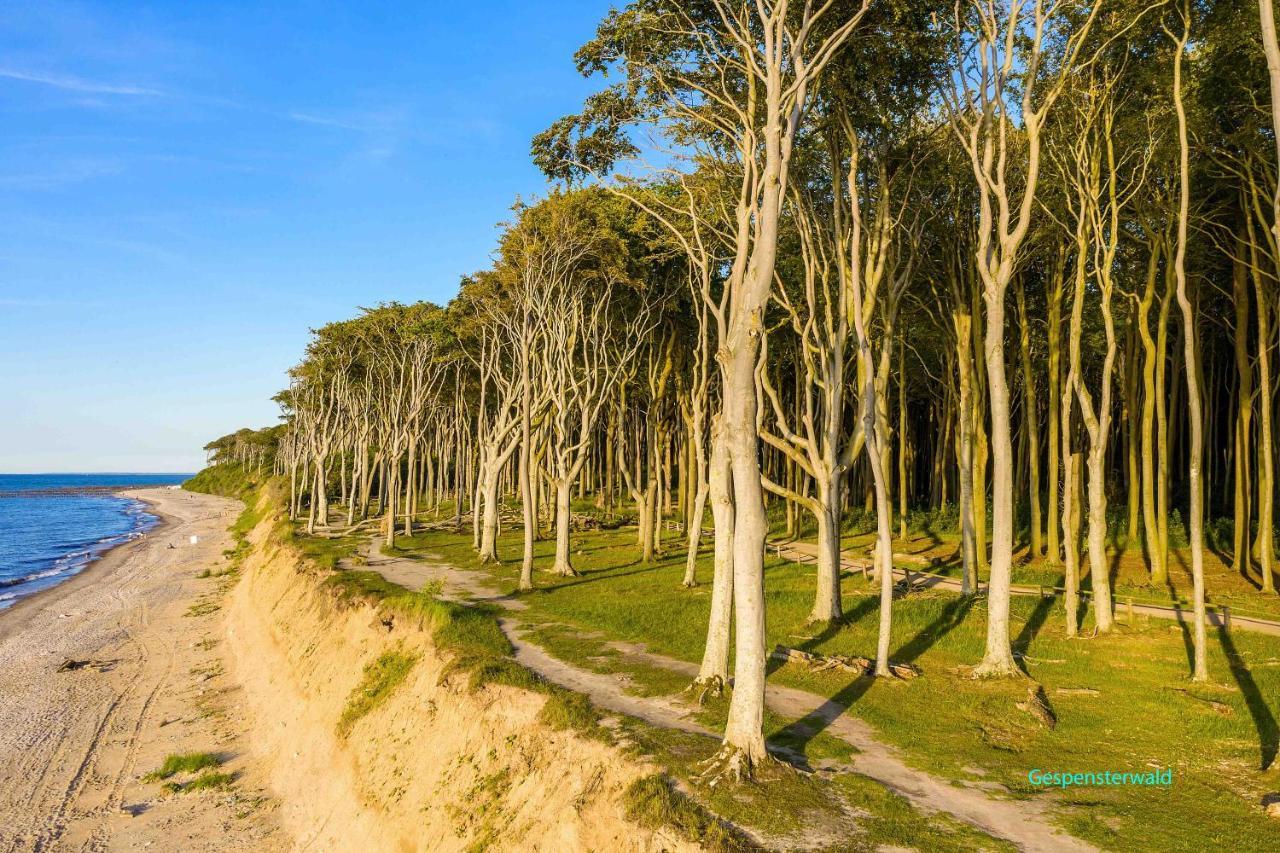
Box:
[722,363,769,766]
[518,342,536,590]
[1125,324,1141,547]
[551,479,577,576]
[518,438,536,589]
[1046,259,1064,564]
[866,423,895,676]
[313,458,330,530]
[477,465,502,564]
[1062,434,1080,639]
[971,290,990,578]
[683,479,709,588]
[1170,21,1208,681]
[810,488,844,624]
[1155,255,1175,584]
[1084,450,1113,631]
[695,423,734,692]
[1015,280,1043,556]
[1137,238,1163,580]
[954,311,979,595]
[1254,264,1277,593]
[975,291,1020,677]
[384,466,398,550]
[1254,0,1280,591]
[1232,249,1253,578]
[898,340,910,541]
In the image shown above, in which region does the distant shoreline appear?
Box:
[0,487,173,643]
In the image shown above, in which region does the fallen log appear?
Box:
[771,645,922,679]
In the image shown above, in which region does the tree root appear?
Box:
[684,675,725,705]
[694,744,775,787]
[971,658,1024,679]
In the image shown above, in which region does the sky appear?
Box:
[0,0,612,473]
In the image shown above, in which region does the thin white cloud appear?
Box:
[0,66,160,96]
[286,111,372,132]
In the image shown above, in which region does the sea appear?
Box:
[0,474,191,611]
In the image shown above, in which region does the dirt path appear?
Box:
[0,488,282,853]
[361,542,1095,853]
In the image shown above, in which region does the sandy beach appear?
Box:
[0,487,282,852]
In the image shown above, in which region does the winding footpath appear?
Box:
[360,540,1096,853]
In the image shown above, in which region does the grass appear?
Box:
[319,564,610,741]
[144,751,222,781]
[386,521,1280,852]
[622,775,753,852]
[337,645,420,737]
[184,599,221,617]
[164,771,237,794]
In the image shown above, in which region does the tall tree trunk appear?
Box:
[1046,252,1064,564]
[955,310,979,595]
[1016,278,1043,557]
[1170,18,1208,681]
[1232,246,1254,578]
[695,422,734,691]
[551,478,576,576]
[975,289,1020,676]
[477,464,502,563]
[1253,249,1277,593]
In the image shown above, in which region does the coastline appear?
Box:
[0,486,281,852]
[0,487,173,644]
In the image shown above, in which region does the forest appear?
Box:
[206,0,1280,789]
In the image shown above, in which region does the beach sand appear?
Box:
[0,487,283,852]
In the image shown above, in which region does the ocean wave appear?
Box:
[0,505,157,595]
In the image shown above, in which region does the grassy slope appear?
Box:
[388,523,1280,852]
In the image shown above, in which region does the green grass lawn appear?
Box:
[386,522,1280,852]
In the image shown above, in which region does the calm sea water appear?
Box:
[0,474,191,611]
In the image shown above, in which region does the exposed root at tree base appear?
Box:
[694,744,778,788]
[970,659,1024,679]
[684,675,725,705]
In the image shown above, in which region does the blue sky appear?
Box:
[0,0,610,473]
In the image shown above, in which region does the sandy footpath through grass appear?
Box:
[365,540,1096,853]
[0,487,282,852]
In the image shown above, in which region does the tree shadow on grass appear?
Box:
[536,562,667,593]
[1012,594,1056,676]
[769,591,978,754]
[894,594,976,665]
[1218,626,1278,772]
[1165,573,1195,673]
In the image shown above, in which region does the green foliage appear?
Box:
[337,646,420,737]
[184,461,264,499]
[164,771,236,794]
